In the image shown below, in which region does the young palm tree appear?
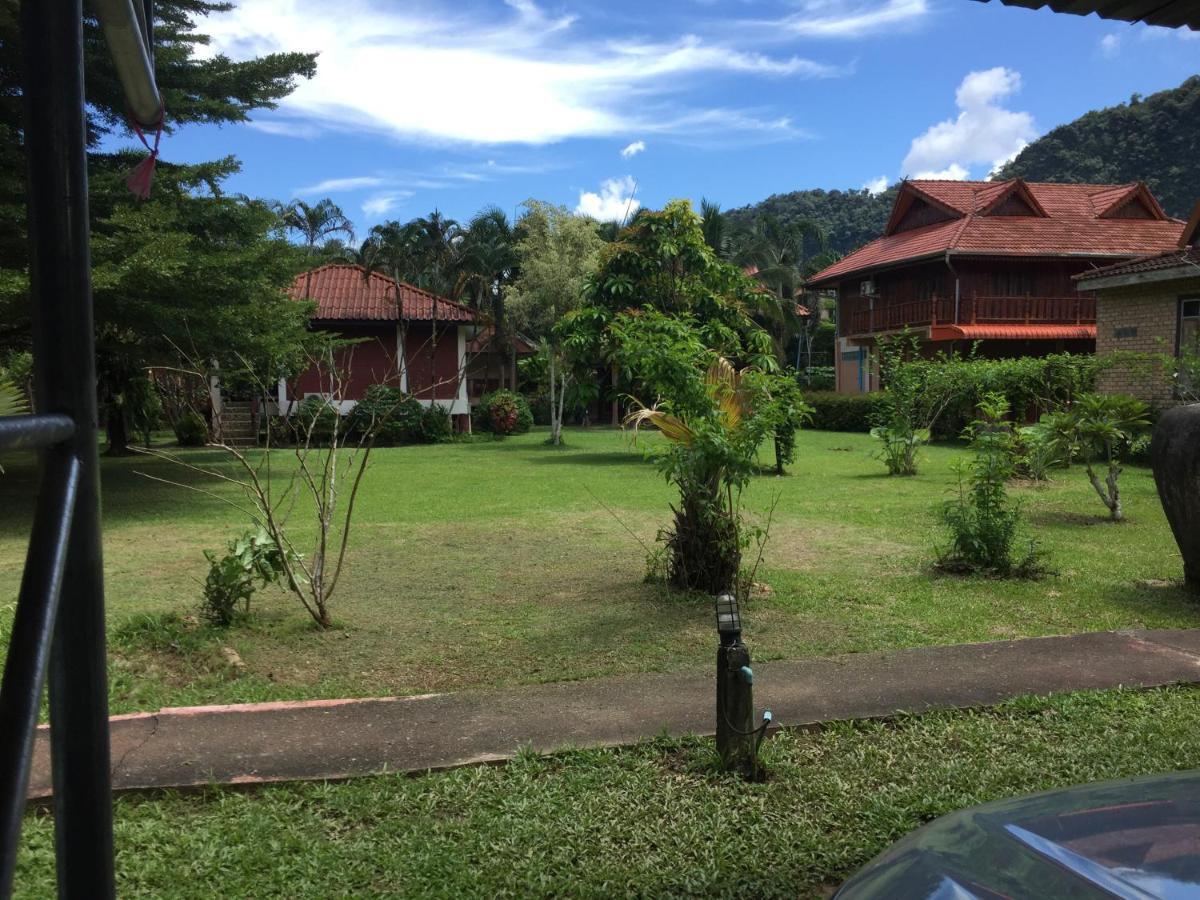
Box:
[276,198,355,255]
[700,198,731,260]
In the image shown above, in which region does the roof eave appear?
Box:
[1076,264,1200,291]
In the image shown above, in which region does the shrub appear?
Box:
[293,395,339,444]
[347,385,423,445]
[938,393,1045,577]
[415,403,454,443]
[174,410,208,447]
[474,389,533,436]
[796,366,835,391]
[805,392,883,432]
[201,528,294,626]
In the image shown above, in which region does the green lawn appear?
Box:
[1,427,1197,713]
[16,684,1200,898]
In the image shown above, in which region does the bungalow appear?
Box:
[1076,201,1200,407]
[284,263,475,429]
[806,179,1185,394]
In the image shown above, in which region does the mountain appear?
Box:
[725,186,897,257]
[998,75,1200,219]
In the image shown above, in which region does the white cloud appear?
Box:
[910,163,969,181]
[901,68,1036,181]
[295,175,386,195]
[576,176,639,222]
[362,191,413,218]
[620,140,646,159]
[1099,33,1121,56]
[204,0,843,146]
[750,0,929,39]
[863,175,888,195]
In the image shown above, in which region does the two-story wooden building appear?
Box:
[806,179,1185,393]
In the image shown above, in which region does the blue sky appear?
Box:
[133,0,1200,237]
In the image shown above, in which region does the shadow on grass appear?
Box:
[1030,510,1118,527]
[526,451,653,468]
[1097,578,1200,621]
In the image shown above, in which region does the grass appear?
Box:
[16,684,1200,898]
[1,426,1197,713]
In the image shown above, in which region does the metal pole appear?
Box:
[21,0,116,896]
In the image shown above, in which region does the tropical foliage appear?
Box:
[1037,394,1151,522]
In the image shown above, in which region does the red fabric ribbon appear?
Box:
[126,113,164,200]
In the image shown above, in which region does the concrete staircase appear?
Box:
[217,401,257,447]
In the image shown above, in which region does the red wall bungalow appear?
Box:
[284,264,477,428]
[806,179,1185,394]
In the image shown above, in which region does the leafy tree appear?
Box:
[999,75,1200,219]
[699,198,732,260]
[275,198,354,255]
[507,201,603,444]
[89,157,315,453]
[870,333,962,476]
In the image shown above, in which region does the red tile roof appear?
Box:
[1074,246,1200,282]
[930,323,1097,341]
[466,326,537,355]
[288,264,474,323]
[808,180,1185,287]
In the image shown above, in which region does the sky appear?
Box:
[131,0,1200,238]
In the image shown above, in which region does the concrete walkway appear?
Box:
[27,628,1200,799]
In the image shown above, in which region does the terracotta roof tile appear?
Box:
[807,181,1184,286]
[288,264,474,323]
[1075,246,1200,281]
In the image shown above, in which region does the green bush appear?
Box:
[473,390,533,435]
[293,396,339,444]
[201,528,293,626]
[796,367,835,391]
[414,403,454,443]
[174,411,208,447]
[805,392,886,432]
[347,385,423,445]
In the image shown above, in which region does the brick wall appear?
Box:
[1095,276,1200,407]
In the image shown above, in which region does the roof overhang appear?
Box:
[930,324,1097,341]
[973,0,1199,29]
[1076,264,1200,291]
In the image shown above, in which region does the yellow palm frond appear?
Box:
[0,376,28,418]
[705,356,749,430]
[624,405,695,446]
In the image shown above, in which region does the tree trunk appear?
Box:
[548,353,558,445]
[1151,404,1200,591]
[1086,464,1123,521]
[105,403,133,456]
[610,363,619,426]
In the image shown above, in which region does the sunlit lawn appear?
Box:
[1,426,1197,713]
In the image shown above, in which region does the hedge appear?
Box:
[805,392,887,432]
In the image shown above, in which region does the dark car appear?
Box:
[835,770,1200,899]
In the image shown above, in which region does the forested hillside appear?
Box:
[999,75,1200,219]
[726,187,896,257]
[729,74,1199,262]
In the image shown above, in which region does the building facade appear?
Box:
[806,179,1185,394]
[285,264,476,428]
[1076,203,1200,407]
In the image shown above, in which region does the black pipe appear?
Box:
[0,451,80,898]
[20,0,116,896]
[0,415,75,453]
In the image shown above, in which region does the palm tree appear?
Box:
[700,198,732,260]
[277,198,355,255]
[411,210,463,297]
[736,215,827,364]
[457,206,518,389]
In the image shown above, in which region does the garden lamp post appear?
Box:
[714,592,770,777]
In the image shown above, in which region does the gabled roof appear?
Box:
[807,180,1185,287]
[1091,182,1167,220]
[1181,199,1200,248]
[1074,246,1200,286]
[288,264,474,323]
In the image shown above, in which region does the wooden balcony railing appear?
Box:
[845,293,1096,337]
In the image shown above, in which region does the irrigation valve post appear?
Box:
[714,592,762,777]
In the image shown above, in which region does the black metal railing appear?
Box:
[0,0,160,895]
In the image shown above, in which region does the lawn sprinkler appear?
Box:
[714,591,772,779]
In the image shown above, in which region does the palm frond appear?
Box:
[0,376,29,417]
[624,405,695,446]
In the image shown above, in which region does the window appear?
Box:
[1182,298,1200,352]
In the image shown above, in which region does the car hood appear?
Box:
[835,770,1200,899]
